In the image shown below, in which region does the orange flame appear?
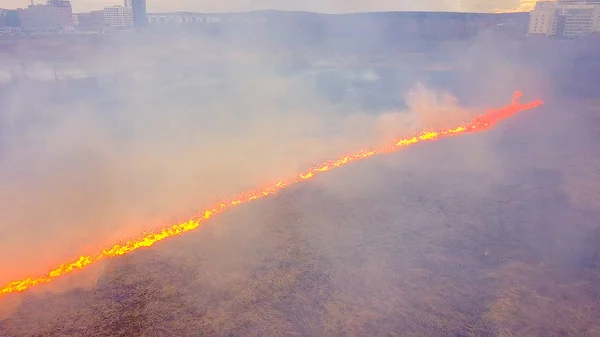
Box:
[0,92,543,297]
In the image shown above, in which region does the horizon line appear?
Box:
[0,7,530,15]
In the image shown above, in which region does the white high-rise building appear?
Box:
[529,1,558,34]
[104,2,133,28]
[528,0,600,37]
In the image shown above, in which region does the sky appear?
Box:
[2,0,536,13]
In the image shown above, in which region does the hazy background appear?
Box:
[1,11,600,336]
[2,0,535,14]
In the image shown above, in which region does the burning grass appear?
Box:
[2,156,599,336]
[1,97,599,336]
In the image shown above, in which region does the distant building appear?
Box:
[104,5,133,28]
[147,12,221,25]
[131,0,147,27]
[17,0,73,30]
[529,2,557,35]
[529,0,600,37]
[47,0,73,28]
[19,4,55,30]
[3,9,21,28]
[78,10,105,31]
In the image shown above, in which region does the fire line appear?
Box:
[0,91,543,298]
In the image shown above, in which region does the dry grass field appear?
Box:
[1,97,599,336]
[1,30,600,336]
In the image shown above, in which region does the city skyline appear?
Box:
[2,0,536,13]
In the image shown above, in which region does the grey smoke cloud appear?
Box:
[0,32,499,289]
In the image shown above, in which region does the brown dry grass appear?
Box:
[2,156,599,337]
[1,97,600,337]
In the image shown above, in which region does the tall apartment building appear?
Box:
[529,0,600,37]
[47,0,73,28]
[131,0,147,27]
[18,0,73,30]
[104,5,133,28]
[529,1,558,34]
